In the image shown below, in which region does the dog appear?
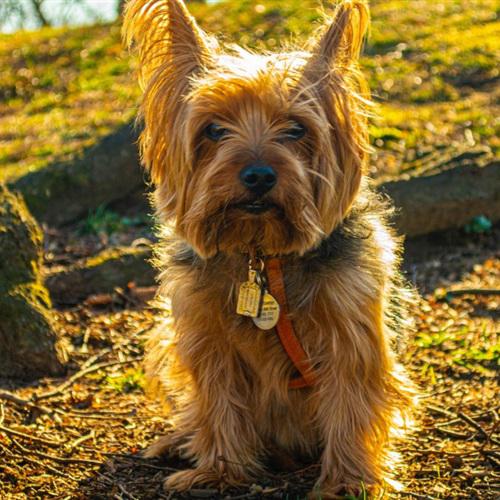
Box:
[123,0,415,496]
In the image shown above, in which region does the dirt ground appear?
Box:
[0,226,498,500]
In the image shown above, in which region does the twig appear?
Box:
[11,437,102,466]
[0,393,125,420]
[467,469,494,478]
[426,404,454,418]
[79,349,112,371]
[117,482,140,500]
[68,408,136,416]
[483,449,500,461]
[95,471,114,485]
[225,488,280,499]
[435,427,470,439]
[403,447,479,457]
[457,412,489,439]
[472,483,500,490]
[34,359,137,402]
[280,463,320,477]
[443,288,500,298]
[0,424,63,446]
[81,447,180,471]
[426,406,499,443]
[433,418,461,427]
[457,411,500,445]
[400,493,439,500]
[100,475,140,500]
[69,431,94,450]
[117,458,179,472]
[0,391,53,414]
[0,441,75,481]
[62,411,136,420]
[222,493,257,499]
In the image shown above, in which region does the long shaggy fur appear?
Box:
[123,0,415,497]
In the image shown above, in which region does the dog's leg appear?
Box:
[312,298,410,498]
[162,343,263,492]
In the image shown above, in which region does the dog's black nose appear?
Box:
[239,164,277,196]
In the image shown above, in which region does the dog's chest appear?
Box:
[220,263,335,380]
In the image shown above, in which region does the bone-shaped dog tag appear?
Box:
[237,269,262,318]
[253,291,280,330]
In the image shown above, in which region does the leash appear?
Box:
[264,257,317,389]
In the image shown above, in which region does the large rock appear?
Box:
[0,185,66,379]
[10,122,142,226]
[381,159,500,237]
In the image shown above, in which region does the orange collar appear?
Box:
[265,257,316,389]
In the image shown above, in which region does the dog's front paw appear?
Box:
[164,468,222,491]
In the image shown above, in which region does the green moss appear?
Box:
[0,185,65,378]
[83,246,144,269]
[78,206,148,236]
[0,184,43,286]
[0,282,64,378]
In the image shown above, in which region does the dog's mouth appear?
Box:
[235,200,278,214]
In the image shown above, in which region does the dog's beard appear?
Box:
[179,191,325,259]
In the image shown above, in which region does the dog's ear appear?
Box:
[303,0,369,84]
[123,0,212,205]
[302,1,371,235]
[123,0,211,89]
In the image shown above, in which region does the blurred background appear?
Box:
[1,0,124,32]
[0,1,498,499]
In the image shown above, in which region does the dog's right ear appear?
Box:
[123,0,212,200]
[123,0,211,89]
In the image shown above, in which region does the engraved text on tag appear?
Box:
[253,291,280,330]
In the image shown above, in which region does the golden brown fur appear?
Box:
[123,0,415,496]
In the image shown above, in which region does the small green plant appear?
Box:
[78,205,123,235]
[416,330,449,349]
[106,368,145,394]
[78,205,147,236]
[345,482,368,500]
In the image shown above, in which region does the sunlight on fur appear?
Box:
[123,0,417,497]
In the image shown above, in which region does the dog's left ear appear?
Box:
[302,1,370,235]
[303,0,369,84]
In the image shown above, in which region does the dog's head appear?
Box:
[124,0,370,258]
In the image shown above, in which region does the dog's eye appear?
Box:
[283,121,307,141]
[204,123,228,141]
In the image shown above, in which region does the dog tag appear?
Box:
[237,269,262,318]
[253,291,280,330]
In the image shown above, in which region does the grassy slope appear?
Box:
[0,0,498,183]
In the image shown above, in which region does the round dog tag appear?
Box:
[253,292,280,330]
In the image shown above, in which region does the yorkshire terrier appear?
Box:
[124,0,414,497]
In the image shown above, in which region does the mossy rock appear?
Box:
[0,184,43,285]
[45,245,155,304]
[10,123,142,226]
[0,284,67,378]
[0,184,66,379]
